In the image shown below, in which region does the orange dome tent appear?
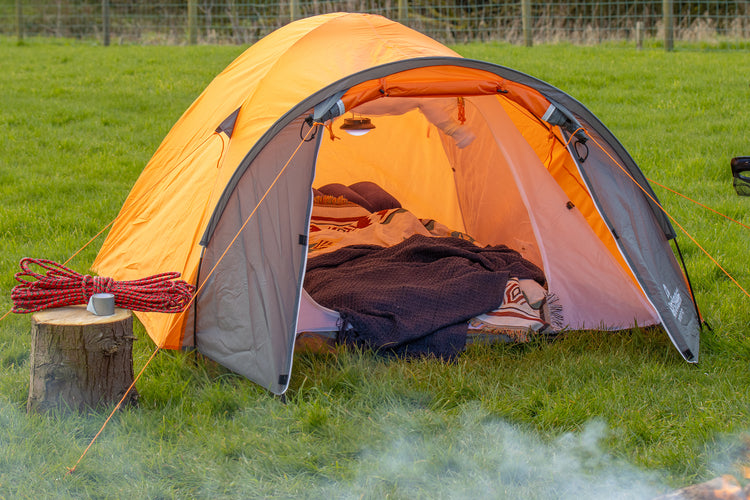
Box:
[93,13,700,394]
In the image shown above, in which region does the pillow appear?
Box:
[317,183,374,212]
[348,181,402,212]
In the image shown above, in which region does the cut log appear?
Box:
[653,475,750,500]
[27,305,138,413]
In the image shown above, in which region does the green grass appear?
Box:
[0,38,749,499]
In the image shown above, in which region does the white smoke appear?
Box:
[325,404,665,500]
[6,395,745,499]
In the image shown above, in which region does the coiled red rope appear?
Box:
[11,258,195,314]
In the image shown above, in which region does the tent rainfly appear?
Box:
[93,12,701,394]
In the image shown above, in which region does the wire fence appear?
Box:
[1,0,749,46]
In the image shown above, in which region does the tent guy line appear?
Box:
[64,120,321,477]
[65,346,161,476]
[648,177,750,231]
[584,129,749,301]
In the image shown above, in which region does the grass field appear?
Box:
[0,38,748,499]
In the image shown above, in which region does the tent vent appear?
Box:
[298,234,307,246]
[566,201,575,210]
[278,374,289,386]
[215,107,241,137]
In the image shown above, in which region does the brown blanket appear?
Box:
[304,234,546,359]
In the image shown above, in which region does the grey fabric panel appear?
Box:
[569,131,700,361]
[196,117,316,394]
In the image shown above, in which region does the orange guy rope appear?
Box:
[647,177,750,231]
[4,134,242,468]
[65,122,322,476]
[62,219,116,267]
[0,220,117,324]
[181,122,321,317]
[2,130,232,325]
[583,131,749,300]
[66,346,161,475]
[178,121,320,319]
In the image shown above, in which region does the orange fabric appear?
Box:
[341,66,551,118]
[315,110,464,231]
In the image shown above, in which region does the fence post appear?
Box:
[663,0,674,51]
[636,20,643,49]
[188,0,198,44]
[398,0,407,24]
[102,0,110,46]
[15,0,23,42]
[522,0,532,47]
[290,0,299,21]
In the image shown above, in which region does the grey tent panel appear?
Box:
[566,128,700,360]
[196,117,319,394]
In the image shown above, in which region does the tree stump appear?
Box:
[27,305,138,413]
